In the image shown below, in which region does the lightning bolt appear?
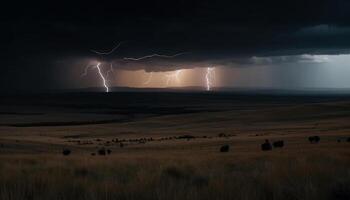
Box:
[83,43,188,92]
[124,53,187,86]
[81,62,109,92]
[144,72,153,85]
[106,62,115,80]
[206,67,215,91]
[90,41,126,55]
[123,52,187,61]
[165,70,182,86]
[95,63,109,93]
[174,70,182,82]
[83,42,125,92]
[81,64,94,77]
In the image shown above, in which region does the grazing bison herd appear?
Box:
[261,140,273,151]
[62,147,112,156]
[222,135,340,153]
[259,136,324,152]
[260,140,284,151]
[308,136,320,143]
[61,135,350,156]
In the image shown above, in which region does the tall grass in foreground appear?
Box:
[0,152,349,200]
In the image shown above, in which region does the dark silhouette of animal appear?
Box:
[347,137,350,142]
[62,149,71,156]
[178,135,196,140]
[139,140,146,144]
[273,140,284,148]
[337,139,341,143]
[112,138,119,143]
[120,143,124,148]
[308,136,320,143]
[220,145,230,152]
[98,148,106,155]
[218,133,226,137]
[107,149,112,154]
[91,153,96,156]
[261,140,272,151]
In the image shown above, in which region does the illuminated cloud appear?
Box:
[2,1,350,91]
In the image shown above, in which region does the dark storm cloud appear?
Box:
[1,0,350,91]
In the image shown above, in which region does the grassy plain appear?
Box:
[0,92,349,199]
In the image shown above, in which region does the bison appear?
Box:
[98,148,106,155]
[218,133,226,138]
[308,136,320,143]
[220,145,230,152]
[178,135,196,140]
[261,140,272,151]
[62,149,71,156]
[107,149,112,155]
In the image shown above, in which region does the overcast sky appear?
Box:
[1,0,350,91]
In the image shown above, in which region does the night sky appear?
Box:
[1,0,350,92]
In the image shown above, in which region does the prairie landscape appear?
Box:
[0,92,349,200]
[3,0,350,199]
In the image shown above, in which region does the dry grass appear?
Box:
[1,94,350,199]
[0,150,349,200]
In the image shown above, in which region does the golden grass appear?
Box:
[0,149,349,200]
[1,95,350,199]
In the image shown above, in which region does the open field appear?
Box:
[0,92,350,199]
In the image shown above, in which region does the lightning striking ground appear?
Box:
[83,42,126,92]
[124,52,187,86]
[83,44,187,92]
[165,70,182,86]
[95,63,109,93]
[81,62,109,92]
[205,67,215,91]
